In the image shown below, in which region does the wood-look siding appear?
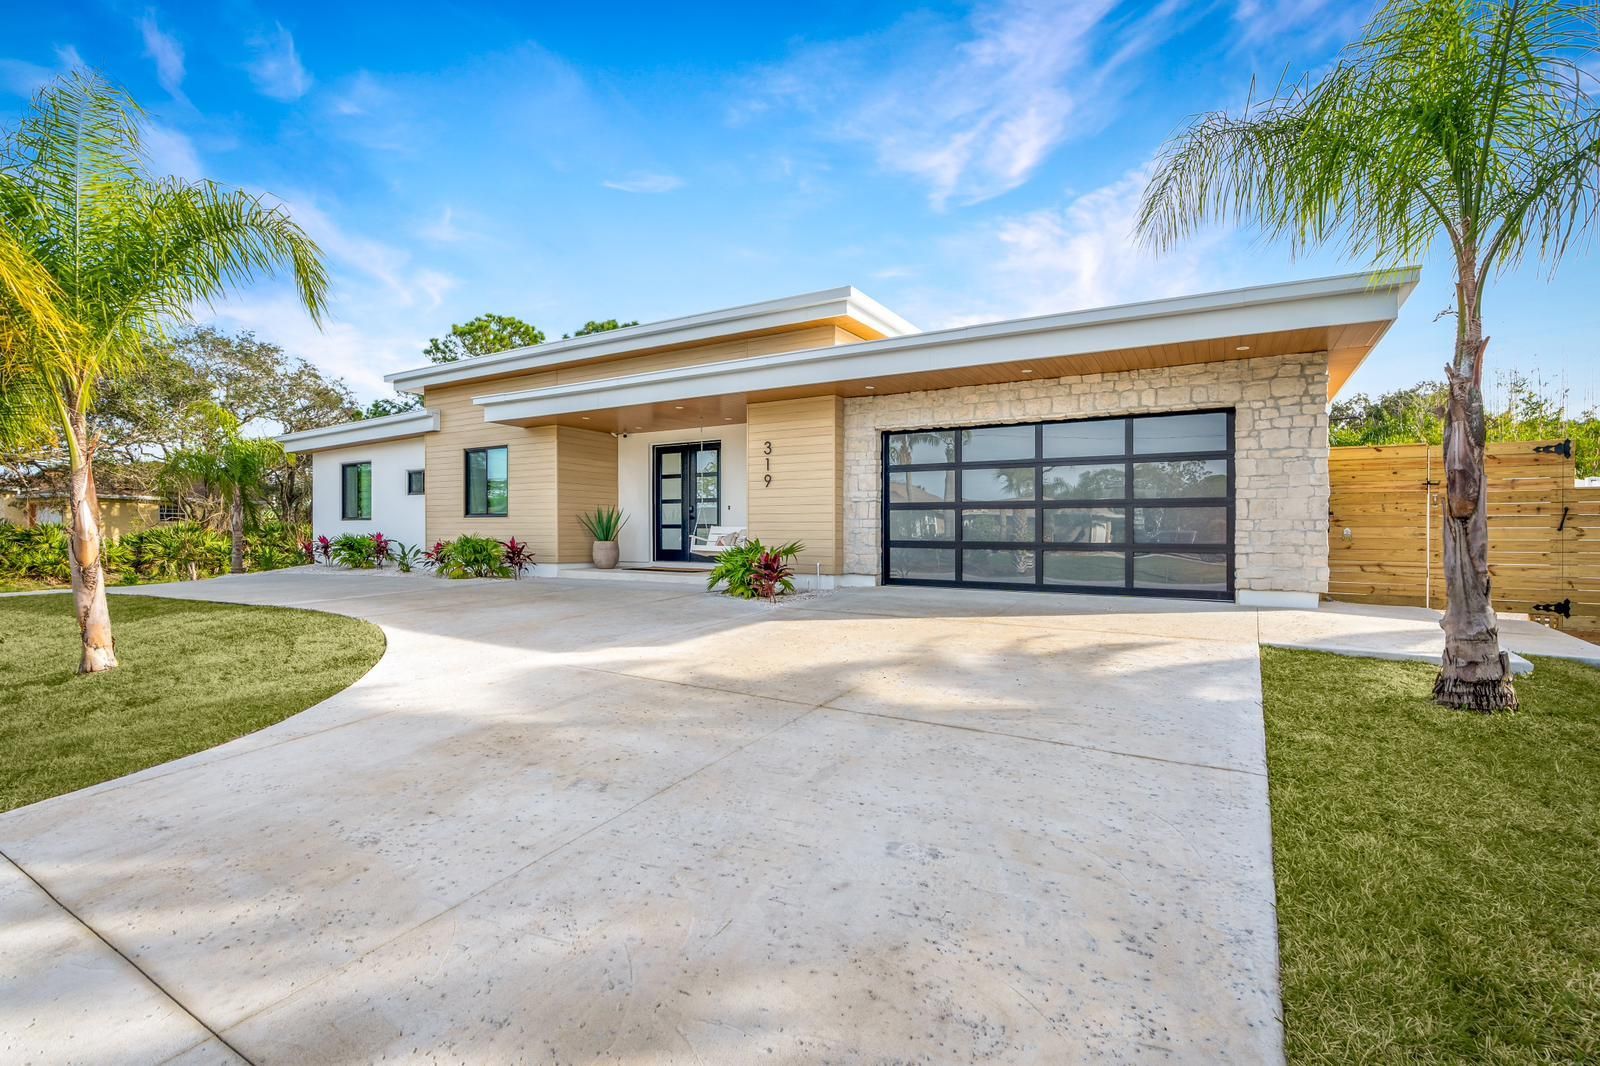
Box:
[553,426,619,563]
[1328,440,1600,631]
[746,396,844,573]
[422,381,558,553]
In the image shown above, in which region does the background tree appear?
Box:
[423,312,543,363]
[566,318,638,338]
[0,72,327,672]
[1136,0,1600,711]
[162,414,283,572]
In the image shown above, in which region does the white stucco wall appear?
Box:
[310,437,428,549]
[617,425,748,564]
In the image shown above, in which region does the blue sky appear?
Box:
[4,1,1597,411]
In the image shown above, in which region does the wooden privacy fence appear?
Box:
[1328,440,1600,632]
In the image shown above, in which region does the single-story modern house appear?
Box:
[279,268,1418,608]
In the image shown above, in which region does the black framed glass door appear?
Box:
[881,410,1235,599]
[654,442,721,561]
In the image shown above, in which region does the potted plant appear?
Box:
[578,506,628,569]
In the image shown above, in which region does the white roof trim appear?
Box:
[473,269,1418,423]
[385,286,919,393]
[277,408,440,454]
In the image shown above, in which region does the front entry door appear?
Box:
[654,442,721,561]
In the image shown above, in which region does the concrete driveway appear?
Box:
[3,570,1283,1064]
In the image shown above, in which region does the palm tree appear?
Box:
[1136,0,1599,711]
[163,416,285,574]
[0,72,327,672]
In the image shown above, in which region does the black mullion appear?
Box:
[1123,419,1135,593]
[953,428,963,583]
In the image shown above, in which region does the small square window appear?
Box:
[407,469,425,495]
[158,502,183,522]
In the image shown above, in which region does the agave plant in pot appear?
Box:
[577,506,628,569]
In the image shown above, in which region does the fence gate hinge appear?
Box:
[1558,505,1570,532]
[1533,439,1573,459]
[1532,598,1573,618]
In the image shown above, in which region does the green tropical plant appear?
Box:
[0,72,327,672]
[577,506,628,542]
[329,532,377,569]
[162,413,285,574]
[390,541,424,573]
[707,538,804,599]
[425,534,514,579]
[125,522,229,581]
[0,521,70,580]
[1135,0,1600,711]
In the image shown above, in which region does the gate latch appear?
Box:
[1531,598,1573,618]
[1533,439,1573,459]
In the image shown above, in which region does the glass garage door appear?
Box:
[881,410,1234,599]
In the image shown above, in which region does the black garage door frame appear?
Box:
[880,408,1236,600]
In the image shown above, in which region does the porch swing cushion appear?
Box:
[690,526,746,553]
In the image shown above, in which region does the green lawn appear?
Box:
[0,594,384,812]
[1262,648,1600,1064]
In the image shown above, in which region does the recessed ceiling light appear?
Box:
[674,405,685,410]
[634,426,643,430]
[1236,344,1251,351]
[580,415,590,420]
[1021,368,1034,374]
[723,416,733,421]
[864,384,876,390]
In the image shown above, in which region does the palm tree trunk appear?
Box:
[65,417,118,673]
[230,490,246,573]
[1434,279,1516,711]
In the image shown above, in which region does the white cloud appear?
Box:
[602,173,685,194]
[1230,0,1368,50]
[416,206,483,244]
[0,58,53,96]
[739,0,1197,209]
[141,121,203,180]
[249,23,312,102]
[139,11,187,103]
[905,165,1234,328]
[54,45,85,71]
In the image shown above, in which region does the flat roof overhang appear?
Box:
[277,408,440,454]
[470,270,1418,433]
[385,286,919,395]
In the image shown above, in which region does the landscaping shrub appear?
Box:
[0,522,70,581]
[390,541,424,573]
[328,532,378,568]
[123,523,230,581]
[707,538,804,599]
[501,536,533,578]
[424,535,519,579]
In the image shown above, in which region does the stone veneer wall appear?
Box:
[841,351,1331,596]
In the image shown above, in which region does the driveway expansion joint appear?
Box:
[0,846,256,1066]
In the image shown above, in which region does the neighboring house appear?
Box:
[278,269,1418,607]
[1,491,179,540]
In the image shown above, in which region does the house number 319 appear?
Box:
[763,440,772,486]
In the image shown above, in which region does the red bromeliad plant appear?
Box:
[300,538,316,564]
[750,548,795,602]
[314,535,333,564]
[501,536,533,578]
[423,539,449,570]
[371,531,392,568]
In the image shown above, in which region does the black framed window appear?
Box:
[882,410,1235,600]
[341,462,372,520]
[464,446,508,517]
[407,469,425,495]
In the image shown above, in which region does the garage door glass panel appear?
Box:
[887,431,955,465]
[1043,419,1124,458]
[1045,508,1125,544]
[1133,507,1227,544]
[961,467,1035,501]
[1043,463,1124,500]
[889,509,954,540]
[1133,412,1227,453]
[889,547,955,580]
[961,509,1036,542]
[1133,552,1228,591]
[882,410,1233,599]
[888,470,956,503]
[1043,551,1125,587]
[963,549,1035,584]
[961,425,1036,461]
[1133,459,1228,498]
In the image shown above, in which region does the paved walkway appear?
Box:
[11,570,1580,1064]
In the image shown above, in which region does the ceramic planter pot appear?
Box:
[592,541,620,569]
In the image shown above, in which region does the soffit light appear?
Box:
[1236,344,1251,351]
